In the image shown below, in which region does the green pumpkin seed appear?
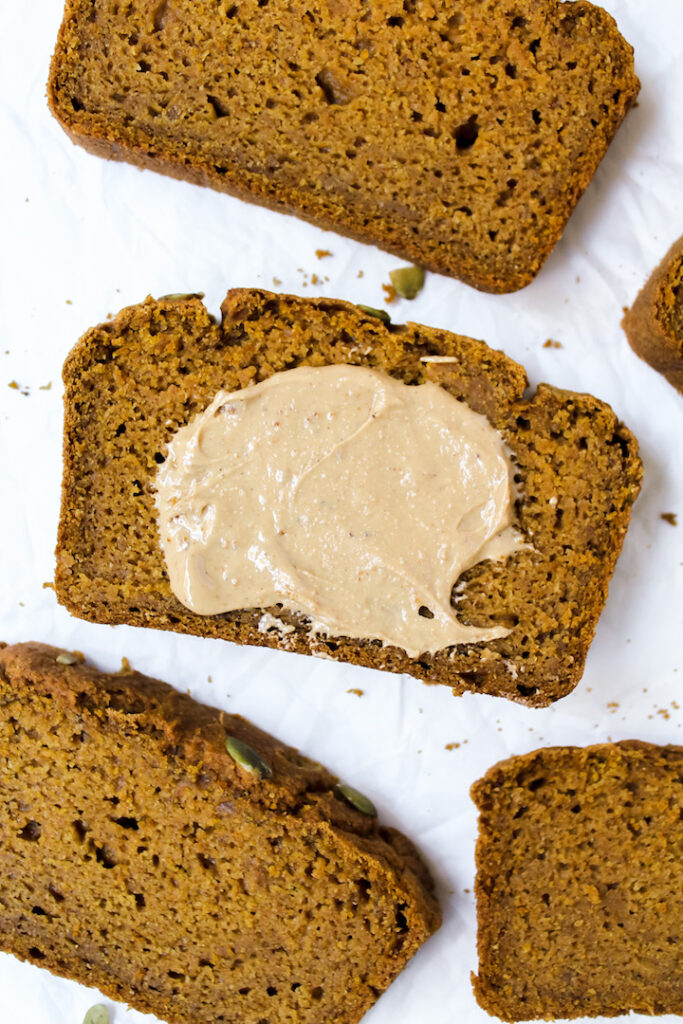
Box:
[356,304,391,324]
[83,1006,109,1024]
[158,292,205,302]
[225,735,272,779]
[335,782,377,817]
[389,265,425,300]
[56,652,78,666]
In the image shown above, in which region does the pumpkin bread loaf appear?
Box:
[622,234,683,395]
[0,641,441,1024]
[48,0,639,292]
[471,741,683,1021]
[55,290,642,706]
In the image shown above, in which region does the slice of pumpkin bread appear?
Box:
[48,0,638,292]
[622,234,683,395]
[472,741,683,1021]
[55,290,642,707]
[0,641,440,1024]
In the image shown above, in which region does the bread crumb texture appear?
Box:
[623,235,683,394]
[472,741,683,1021]
[0,641,440,1024]
[55,291,642,706]
[48,0,638,292]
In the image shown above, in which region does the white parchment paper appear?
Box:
[0,1,682,1022]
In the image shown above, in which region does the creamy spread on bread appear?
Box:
[156,365,524,658]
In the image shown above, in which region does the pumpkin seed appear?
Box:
[158,292,205,301]
[389,265,425,300]
[225,736,272,779]
[356,304,391,324]
[335,782,377,817]
[83,1006,109,1024]
[56,652,78,666]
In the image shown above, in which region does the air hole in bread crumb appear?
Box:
[454,116,479,149]
[114,815,139,830]
[207,95,229,118]
[517,682,537,697]
[28,947,45,960]
[20,820,41,841]
[311,987,324,1000]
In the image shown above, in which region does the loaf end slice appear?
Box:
[0,641,440,1024]
[622,235,683,395]
[47,0,638,292]
[55,290,642,706]
[471,741,683,1021]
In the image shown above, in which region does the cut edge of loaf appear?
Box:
[55,290,643,707]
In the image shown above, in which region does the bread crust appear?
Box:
[55,290,642,706]
[471,741,683,1021]
[622,235,683,395]
[0,640,440,1024]
[47,0,639,293]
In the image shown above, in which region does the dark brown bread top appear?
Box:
[471,741,683,1021]
[48,0,638,292]
[0,641,440,1024]
[56,290,642,706]
[622,235,683,395]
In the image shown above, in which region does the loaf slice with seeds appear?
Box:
[0,641,440,1024]
[622,234,683,395]
[472,741,683,1020]
[55,290,642,706]
[48,0,638,292]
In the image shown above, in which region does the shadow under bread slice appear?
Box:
[622,234,683,395]
[471,741,683,1020]
[0,641,440,1024]
[55,290,642,707]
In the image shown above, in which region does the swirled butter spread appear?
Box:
[156,364,524,658]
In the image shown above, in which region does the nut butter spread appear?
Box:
[156,365,524,658]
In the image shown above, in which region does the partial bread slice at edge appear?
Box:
[471,740,683,1020]
[0,640,441,1024]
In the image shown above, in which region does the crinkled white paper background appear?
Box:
[1,1,682,1022]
